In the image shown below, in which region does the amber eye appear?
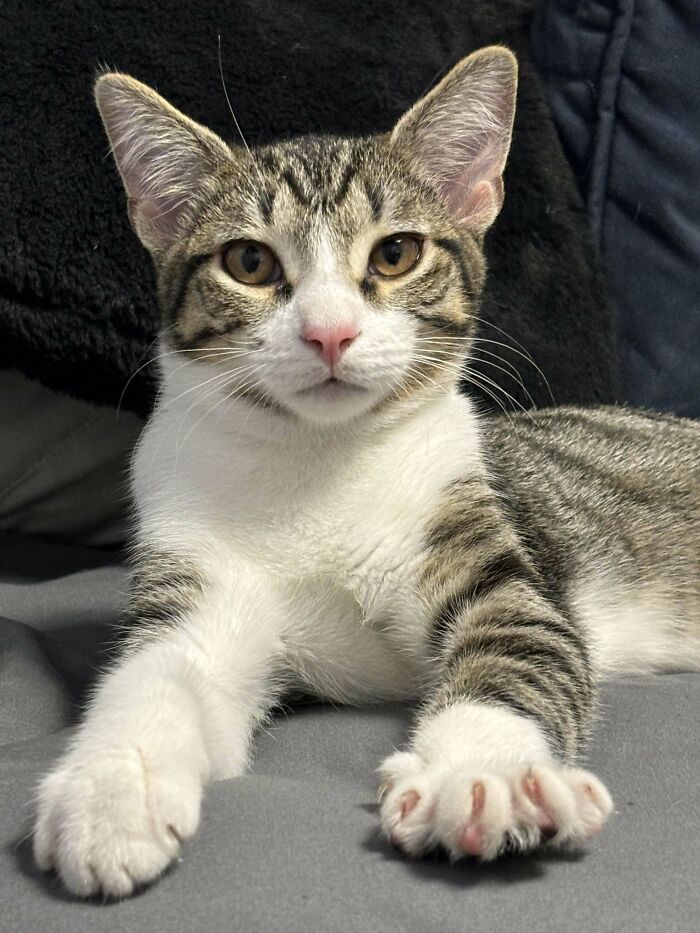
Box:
[222,240,281,286]
[369,235,422,278]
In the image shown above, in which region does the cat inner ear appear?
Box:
[392,46,518,233]
[95,74,232,252]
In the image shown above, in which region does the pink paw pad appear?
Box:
[400,790,420,819]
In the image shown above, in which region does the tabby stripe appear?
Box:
[461,549,534,605]
[293,152,315,180]
[537,407,677,441]
[259,188,277,225]
[448,626,585,684]
[511,430,627,544]
[435,652,579,757]
[534,436,660,509]
[282,169,312,206]
[426,522,502,558]
[332,164,357,206]
[446,629,589,724]
[173,321,240,350]
[537,409,630,442]
[425,493,501,548]
[120,549,206,648]
[488,607,589,660]
[429,550,535,647]
[418,281,451,307]
[257,153,278,172]
[363,181,383,221]
[434,237,475,305]
[487,658,578,756]
[167,252,211,323]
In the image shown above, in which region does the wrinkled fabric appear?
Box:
[532,0,700,417]
[0,369,142,546]
[1,532,699,931]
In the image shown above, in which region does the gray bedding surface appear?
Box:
[1,531,699,932]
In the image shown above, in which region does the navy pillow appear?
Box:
[532,0,700,418]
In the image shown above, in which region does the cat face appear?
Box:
[95,48,517,426]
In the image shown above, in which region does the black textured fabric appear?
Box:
[532,0,700,419]
[0,0,619,417]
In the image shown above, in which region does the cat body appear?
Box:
[137,371,700,708]
[33,47,700,898]
[132,365,481,705]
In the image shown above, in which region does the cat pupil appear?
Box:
[383,240,402,265]
[242,245,261,273]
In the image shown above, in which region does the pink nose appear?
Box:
[301,323,359,369]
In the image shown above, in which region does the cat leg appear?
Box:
[379,575,613,860]
[33,552,286,898]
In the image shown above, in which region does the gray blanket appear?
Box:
[1,531,698,932]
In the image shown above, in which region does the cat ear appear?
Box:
[95,73,232,252]
[392,47,518,233]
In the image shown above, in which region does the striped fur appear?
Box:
[120,543,206,650]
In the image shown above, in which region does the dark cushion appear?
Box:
[532,0,700,418]
[0,0,619,417]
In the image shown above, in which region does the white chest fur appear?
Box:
[130,362,483,701]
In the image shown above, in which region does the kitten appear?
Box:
[33,47,700,898]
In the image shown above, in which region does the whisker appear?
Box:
[468,344,527,384]
[164,361,256,409]
[117,324,176,416]
[415,329,554,408]
[168,345,266,355]
[217,35,271,212]
[462,366,535,424]
[471,316,555,405]
[411,345,533,423]
[461,373,518,434]
[177,363,268,452]
[469,351,537,410]
[401,362,453,400]
[172,363,268,467]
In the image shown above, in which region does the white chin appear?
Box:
[281,381,381,425]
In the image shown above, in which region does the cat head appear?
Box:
[95,48,517,427]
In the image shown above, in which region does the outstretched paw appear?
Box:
[34,743,203,898]
[378,750,613,861]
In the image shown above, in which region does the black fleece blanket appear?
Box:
[0,0,619,417]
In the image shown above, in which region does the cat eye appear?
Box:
[369,235,422,278]
[222,240,282,286]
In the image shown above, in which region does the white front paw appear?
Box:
[33,743,203,898]
[378,750,613,860]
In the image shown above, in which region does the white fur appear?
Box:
[571,571,700,675]
[33,563,288,896]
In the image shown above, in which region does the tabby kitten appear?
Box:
[34,47,700,898]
